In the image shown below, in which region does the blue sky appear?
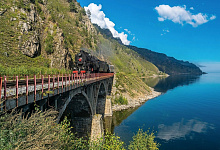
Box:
[78,0,220,71]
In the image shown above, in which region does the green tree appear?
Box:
[87,9,91,19]
[81,8,86,16]
[70,2,76,12]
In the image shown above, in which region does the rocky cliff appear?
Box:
[0,0,98,70]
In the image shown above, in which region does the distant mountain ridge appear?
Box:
[127,45,203,75]
[94,23,203,75]
[93,24,203,75]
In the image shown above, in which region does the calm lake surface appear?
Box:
[111,73,220,150]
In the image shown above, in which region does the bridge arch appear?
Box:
[96,82,107,115]
[107,82,113,95]
[57,88,93,123]
[60,91,93,137]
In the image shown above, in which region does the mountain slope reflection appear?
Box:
[157,119,215,141]
[154,75,201,93]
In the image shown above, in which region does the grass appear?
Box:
[0,64,71,77]
[115,72,151,98]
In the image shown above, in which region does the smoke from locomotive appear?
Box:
[73,50,114,74]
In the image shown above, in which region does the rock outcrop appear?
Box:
[19,33,40,57]
[17,4,41,58]
[48,26,73,69]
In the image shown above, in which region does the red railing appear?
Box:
[0,73,114,110]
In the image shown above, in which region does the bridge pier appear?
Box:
[104,98,112,117]
[71,117,93,138]
[91,114,104,141]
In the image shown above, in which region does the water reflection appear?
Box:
[153,75,201,93]
[142,76,166,88]
[104,107,139,133]
[157,119,215,141]
[111,73,220,149]
[105,75,202,134]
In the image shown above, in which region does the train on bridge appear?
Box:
[73,50,114,74]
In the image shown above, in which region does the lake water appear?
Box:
[110,73,220,150]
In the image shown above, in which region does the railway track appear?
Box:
[4,77,70,88]
[0,74,85,99]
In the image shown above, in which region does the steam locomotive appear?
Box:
[73,50,114,74]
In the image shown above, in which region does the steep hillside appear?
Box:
[127,45,203,75]
[84,29,164,98]
[0,0,97,74]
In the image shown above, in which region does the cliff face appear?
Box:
[17,3,41,58]
[0,0,98,70]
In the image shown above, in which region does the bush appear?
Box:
[45,35,54,54]
[90,133,125,150]
[114,95,128,105]
[0,108,159,150]
[128,129,159,150]
[0,109,87,149]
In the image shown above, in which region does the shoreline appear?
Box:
[112,88,161,112]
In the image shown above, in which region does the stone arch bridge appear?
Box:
[0,73,114,139]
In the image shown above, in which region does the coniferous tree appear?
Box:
[87,9,91,19]
[70,2,76,12]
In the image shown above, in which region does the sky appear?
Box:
[78,0,220,71]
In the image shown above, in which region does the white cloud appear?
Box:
[210,15,216,20]
[161,29,170,36]
[158,17,165,21]
[155,5,216,27]
[132,36,136,41]
[190,7,194,10]
[124,29,131,34]
[84,3,131,45]
[163,29,169,33]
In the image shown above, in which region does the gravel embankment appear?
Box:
[112,89,161,112]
